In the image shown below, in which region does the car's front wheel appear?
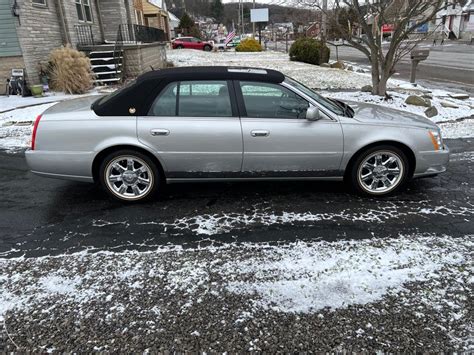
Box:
[99,150,159,202]
[349,145,410,197]
[203,45,212,51]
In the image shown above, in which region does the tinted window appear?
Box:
[148,81,233,117]
[240,81,309,119]
[148,82,177,116]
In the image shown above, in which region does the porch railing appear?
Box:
[75,24,95,46]
[117,24,166,44]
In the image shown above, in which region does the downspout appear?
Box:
[95,0,105,42]
[56,0,71,44]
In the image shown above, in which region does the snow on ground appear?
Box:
[0,234,471,350]
[167,49,379,90]
[0,103,57,153]
[323,90,473,123]
[152,200,474,236]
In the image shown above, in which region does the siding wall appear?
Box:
[0,0,22,57]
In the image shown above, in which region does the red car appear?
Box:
[172,37,213,51]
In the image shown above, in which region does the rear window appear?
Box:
[148,80,233,117]
[93,79,136,107]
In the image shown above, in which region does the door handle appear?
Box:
[251,130,270,137]
[150,129,170,136]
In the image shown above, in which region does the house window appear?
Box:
[75,0,93,22]
[32,0,47,7]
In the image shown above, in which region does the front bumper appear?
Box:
[413,145,450,178]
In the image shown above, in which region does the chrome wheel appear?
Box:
[357,151,404,195]
[105,156,154,201]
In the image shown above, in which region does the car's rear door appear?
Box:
[236,81,344,176]
[137,80,243,179]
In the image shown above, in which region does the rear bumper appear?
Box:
[413,145,450,178]
[25,150,94,183]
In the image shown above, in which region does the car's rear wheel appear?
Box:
[99,150,159,202]
[203,45,212,51]
[349,145,410,197]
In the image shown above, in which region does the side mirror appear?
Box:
[306,106,320,121]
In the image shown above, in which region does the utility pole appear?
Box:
[321,0,328,63]
[321,0,327,41]
[241,0,244,35]
[252,0,256,39]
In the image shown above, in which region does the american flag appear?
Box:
[224,30,236,45]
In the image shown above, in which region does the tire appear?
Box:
[203,45,212,51]
[348,145,410,197]
[176,45,184,49]
[99,150,160,202]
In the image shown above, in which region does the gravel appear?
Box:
[1,235,472,352]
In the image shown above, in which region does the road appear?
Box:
[329,41,474,93]
[1,138,472,258]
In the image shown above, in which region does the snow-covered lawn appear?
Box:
[168,49,378,90]
[0,234,471,350]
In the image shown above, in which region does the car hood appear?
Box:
[344,100,438,129]
[45,95,104,115]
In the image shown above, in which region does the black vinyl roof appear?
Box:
[92,66,286,116]
[136,66,285,84]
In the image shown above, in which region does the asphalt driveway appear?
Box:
[0,138,472,258]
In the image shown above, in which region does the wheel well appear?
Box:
[92,145,166,183]
[344,141,416,180]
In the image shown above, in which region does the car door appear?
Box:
[190,38,202,49]
[137,80,243,179]
[237,81,344,177]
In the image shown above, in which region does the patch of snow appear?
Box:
[0,102,57,152]
[0,234,470,322]
[222,236,469,313]
[323,90,473,123]
[0,90,101,113]
[439,119,474,139]
[159,202,473,236]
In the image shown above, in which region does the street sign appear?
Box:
[250,8,269,23]
[382,24,395,33]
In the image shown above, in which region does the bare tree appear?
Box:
[295,0,448,96]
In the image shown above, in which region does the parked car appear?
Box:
[26,66,449,202]
[213,38,228,50]
[171,37,213,51]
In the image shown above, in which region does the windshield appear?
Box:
[284,77,345,116]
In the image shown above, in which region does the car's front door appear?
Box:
[237,81,344,177]
[137,80,243,179]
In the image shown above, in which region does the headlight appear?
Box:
[428,129,443,150]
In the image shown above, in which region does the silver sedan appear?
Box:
[26,66,449,202]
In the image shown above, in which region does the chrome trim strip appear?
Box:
[31,170,94,183]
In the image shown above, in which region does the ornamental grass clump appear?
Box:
[48,46,94,94]
[235,38,263,52]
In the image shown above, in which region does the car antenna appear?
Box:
[150,65,155,71]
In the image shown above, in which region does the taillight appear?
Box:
[31,114,42,150]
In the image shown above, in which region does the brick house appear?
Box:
[0,0,169,95]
